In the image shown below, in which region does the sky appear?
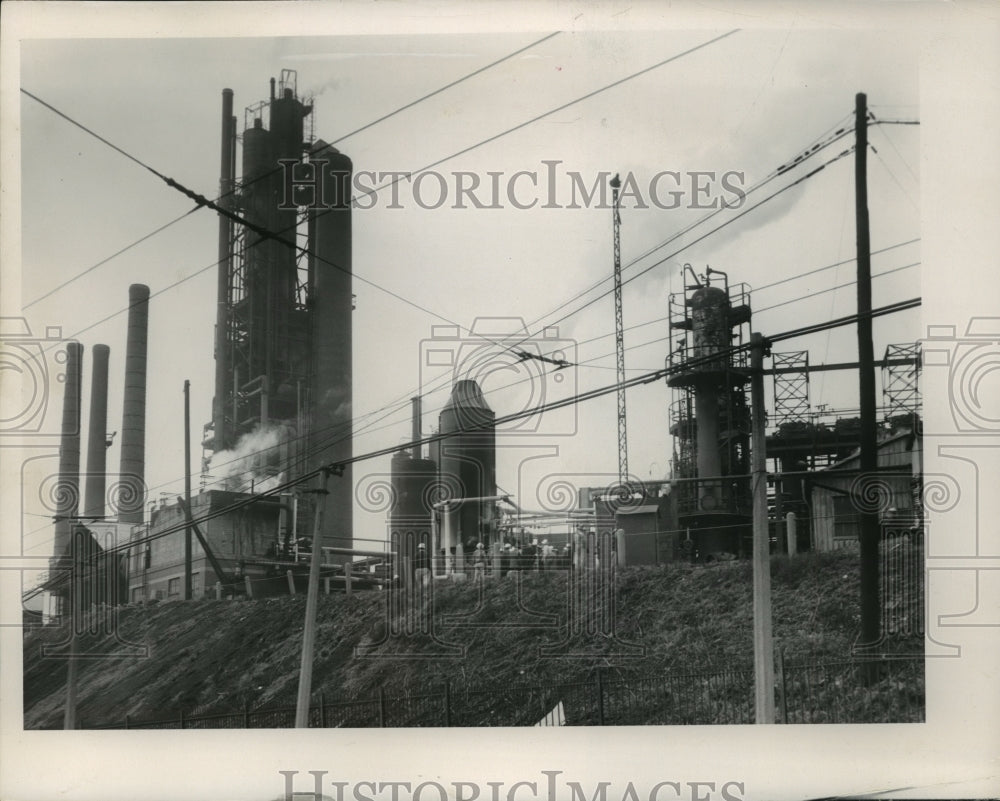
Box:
[12,26,922,560]
[2,4,1000,800]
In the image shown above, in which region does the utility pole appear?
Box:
[611,173,628,487]
[184,380,192,601]
[750,332,775,723]
[295,468,331,728]
[855,92,881,674]
[63,524,82,730]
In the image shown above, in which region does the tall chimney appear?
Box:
[213,88,235,453]
[118,284,150,524]
[83,344,110,519]
[51,341,83,571]
[309,141,353,548]
[411,396,422,458]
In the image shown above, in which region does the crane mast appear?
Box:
[611,173,628,486]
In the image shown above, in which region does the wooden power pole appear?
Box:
[855,92,881,672]
[295,468,331,728]
[184,379,192,601]
[750,332,775,723]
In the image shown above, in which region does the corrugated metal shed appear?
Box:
[811,430,921,551]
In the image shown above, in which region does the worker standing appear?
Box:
[414,542,431,588]
[472,542,487,582]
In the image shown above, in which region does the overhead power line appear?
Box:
[22,29,740,366]
[534,146,858,344]
[25,295,919,586]
[22,32,563,310]
[345,30,742,209]
[328,32,562,145]
[520,113,858,334]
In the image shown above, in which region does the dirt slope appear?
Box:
[23,551,921,728]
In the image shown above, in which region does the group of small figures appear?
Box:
[467,539,576,577]
[409,539,575,579]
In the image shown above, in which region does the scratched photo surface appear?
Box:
[2,4,998,801]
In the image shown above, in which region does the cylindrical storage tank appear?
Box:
[51,341,83,573]
[309,141,353,550]
[118,284,149,525]
[390,453,437,577]
[269,90,308,163]
[438,379,496,554]
[241,120,273,185]
[265,90,308,331]
[241,122,278,330]
[83,344,110,519]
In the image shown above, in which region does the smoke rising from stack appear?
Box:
[209,423,292,493]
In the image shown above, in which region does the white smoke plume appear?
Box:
[209,424,292,493]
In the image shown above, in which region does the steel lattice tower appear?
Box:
[882,342,921,422]
[611,174,628,486]
[771,351,811,426]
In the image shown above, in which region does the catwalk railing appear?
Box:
[85,654,923,729]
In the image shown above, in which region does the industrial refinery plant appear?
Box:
[22,65,925,734]
[34,71,925,613]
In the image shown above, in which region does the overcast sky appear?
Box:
[12,24,926,557]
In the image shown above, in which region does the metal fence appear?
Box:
[86,655,922,729]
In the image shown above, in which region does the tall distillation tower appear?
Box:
[666,267,753,558]
[204,70,354,549]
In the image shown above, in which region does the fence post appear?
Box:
[596,669,605,725]
[777,648,788,724]
[286,570,296,595]
[179,710,185,729]
[320,692,327,728]
[243,701,250,728]
[378,687,388,728]
[444,682,452,727]
[124,714,129,729]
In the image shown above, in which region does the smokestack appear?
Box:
[83,344,110,519]
[51,342,83,571]
[213,88,235,453]
[411,396,422,458]
[118,284,150,524]
[309,140,353,547]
